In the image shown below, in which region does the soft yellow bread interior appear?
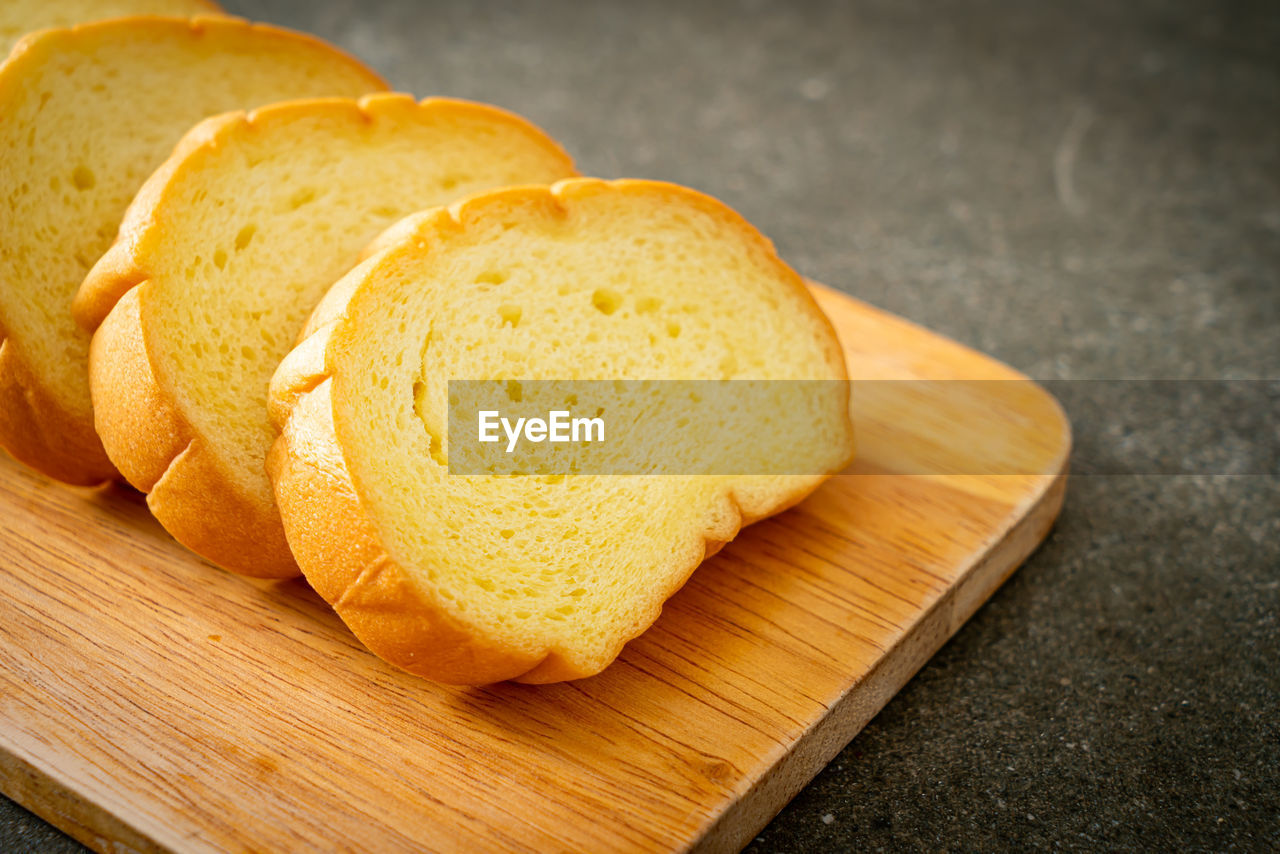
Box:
[316,180,852,679]
[0,0,222,59]
[97,94,576,510]
[0,17,382,467]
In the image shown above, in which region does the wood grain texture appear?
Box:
[0,284,1069,854]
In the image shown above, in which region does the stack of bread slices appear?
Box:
[1,1,854,684]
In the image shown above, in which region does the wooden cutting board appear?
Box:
[0,284,1070,854]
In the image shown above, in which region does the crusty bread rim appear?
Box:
[0,322,116,485]
[1,12,374,80]
[0,0,227,68]
[74,94,575,578]
[0,14,386,487]
[267,178,852,684]
[74,93,573,331]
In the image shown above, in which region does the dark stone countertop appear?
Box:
[3,0,1276,850]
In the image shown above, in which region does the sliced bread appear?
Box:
[75,94,577,577]
[266,179,854,684]
[1,0,223,59]
[0,16,385,485]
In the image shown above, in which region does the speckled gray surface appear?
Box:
[2,0,1277,851]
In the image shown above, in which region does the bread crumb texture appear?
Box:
[272,179,853,684]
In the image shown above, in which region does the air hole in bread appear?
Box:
[234,223,256,251]
[635,296,662,314]
[497,304,522,328]
[287,187,316,210]
[591,288,621,315]
[71,165,95,190]
[475,270,508,286]
[411,378,447,466]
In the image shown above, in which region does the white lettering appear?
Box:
[479,409,605,452]
[502,416,525,453]
[549,410,570,442]
[574,417,604,443]
[478,411,500,443]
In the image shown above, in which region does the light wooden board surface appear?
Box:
[0,284,1070,854]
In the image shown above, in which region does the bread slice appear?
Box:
[1,0,222,59]
[75,95,577,577]
[266,179,855,684]
[0,17,384,486]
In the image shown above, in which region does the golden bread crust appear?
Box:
[1,0,228,63]
[92,287,298,576]
[6,14,386,93]
[267,365,552,684]
[0,325,116,485]
[269,178,851,684]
